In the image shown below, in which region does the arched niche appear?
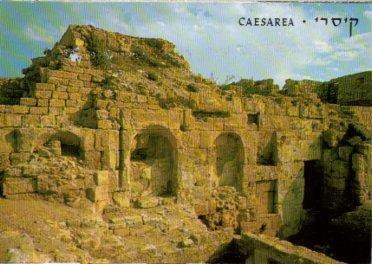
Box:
[46,131,82,159]
[214,132,244,191]
[130,126,178,197]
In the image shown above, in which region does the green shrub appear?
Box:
[147,72,158,81]
[87,34,111,69]
[186,83,199,92]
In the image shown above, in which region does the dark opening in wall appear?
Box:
[303,160,323,209]
[130,148,148,161]
[207,239,248,264]
[247,112,259,126]
[257,132,276,166]
[268,258,281,264]
[47,131,82,159]
[61,143,81,158]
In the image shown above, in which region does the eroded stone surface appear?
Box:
[0,25,370,263]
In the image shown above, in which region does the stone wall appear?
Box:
[236,233,344,264]
[0,25,371,240]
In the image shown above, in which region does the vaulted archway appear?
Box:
[130,126,178,197]
[214,132,244,191]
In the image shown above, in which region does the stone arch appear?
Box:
[130,125,178,197]
[214,132,244,191]
[46,131,82,159]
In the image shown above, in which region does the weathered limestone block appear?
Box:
[0,114,22,127]
[331,159,349,179]
[10,153,30,165]
[84,150,101,169]
[49,99,65,107]
[20,98,37,106]
[273,132,298,164]
[0,129,17,153]
[37,99,49,107]
[323,129,341,148]
[35,83,55,91]
[86,186,109,202]
[97,120,112,130]
[12,105,29,114]
[2,178,36,196]
[21,115,41,127]
[135,196,159,208]
[34,91,52,99]
[94,170,109,186]
[338,146,353,161]
[29,107,48,115]
[52,91,69,100]
[112,191,130,208]
[348,136,363,146]
[40,115,56,127]
[0,153,10,171]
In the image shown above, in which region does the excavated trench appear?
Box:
[288,210,371,264]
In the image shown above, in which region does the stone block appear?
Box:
[2,178,36,196]
[135,196,159,208]
[0,153,10,170]
[113,192,130,208]
[22,115,41,127]
[95,99,109,110]
[94,170,109,186]
[348,136,363,146]
[52,91,69,99]
[0,114,22,127]
[69,79,84,87]
[86,186,108,202]
[338,146,353,161]
[12,105,29,114]
[199,132,211,149]
[352,153,366,172]
[331,160,349,178]
[68,92,81,100]
[40,115,56,127]
[78,73,91,81]
[37,99,49,107]
[29,107,48,115]
[35,91,52,99]
[84,150,101,169]
[20,98,37,106]
[49,99,65,107]
[65,100,79,107]
[49,107,64,115]
[323,129,340,148]
[10,152,30,165]
[323,148,338,163]
[35,83,55,91]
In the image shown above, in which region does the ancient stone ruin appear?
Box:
[0,25,370,263]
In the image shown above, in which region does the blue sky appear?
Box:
[0,2,371,86]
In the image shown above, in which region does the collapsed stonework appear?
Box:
[0,25,371,263]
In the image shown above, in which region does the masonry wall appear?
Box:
[0,28,371,239]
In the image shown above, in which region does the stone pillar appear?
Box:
[118,110,130,191]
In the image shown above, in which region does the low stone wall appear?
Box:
[236,233,344,264]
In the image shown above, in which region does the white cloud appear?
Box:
[330,50,358,61]
[364,10,372,19]
[26,26,54,43]
[313,40,333,53]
